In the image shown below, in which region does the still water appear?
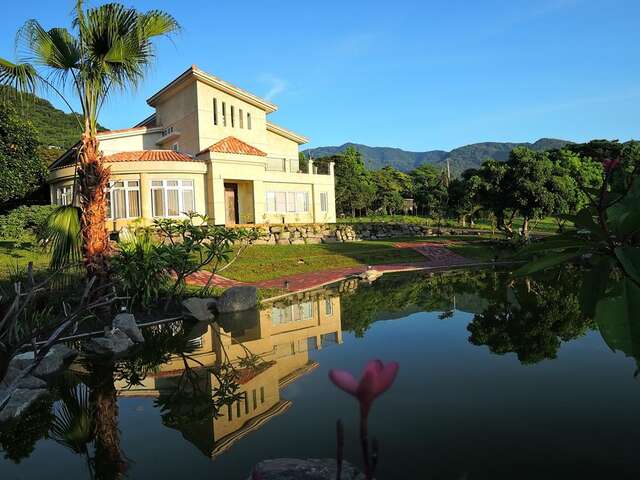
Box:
[1,268,639,479]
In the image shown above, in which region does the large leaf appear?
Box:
[514,251,585,276]
[579,255,613,318]
[614,247,640,285]
[42,205,82,271]
[595,279,640,360]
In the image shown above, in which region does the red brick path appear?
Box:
[185,242,470,293]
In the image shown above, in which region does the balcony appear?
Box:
[265,157,331,175]
[155,126,180,145]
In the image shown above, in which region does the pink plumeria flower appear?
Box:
[603,158,620,173]
[329,359,399,418]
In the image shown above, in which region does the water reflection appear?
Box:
[3,267,640,479]
[117,294,342,458]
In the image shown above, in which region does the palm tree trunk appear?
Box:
[91,363,126,480]
[77,133,111,280]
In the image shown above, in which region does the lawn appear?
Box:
[214,240,427,282]
[0,240,50,279]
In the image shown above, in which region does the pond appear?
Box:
[1,268,639,479]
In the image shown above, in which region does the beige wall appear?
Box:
[265,129,299,158]
[98,129,163,155]
[154,81,200,155]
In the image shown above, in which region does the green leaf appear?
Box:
[516,236,589,257]
[579,255,612,318]
[595,279,640,359]
[514,251,584,276]
[614,247,640,285]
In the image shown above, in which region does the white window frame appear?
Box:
[55,185,73,206]
[171,142,179,152]
[265,191,309,214]
[107,180,140,220]
[151,179,195,218]
[320,192,329,213]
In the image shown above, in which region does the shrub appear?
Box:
[0,204,57,245]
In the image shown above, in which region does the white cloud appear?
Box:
[259,73,287,100]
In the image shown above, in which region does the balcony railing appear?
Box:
[265,157,331,175]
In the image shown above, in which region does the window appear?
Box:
[151,179,195,217]
[265,191,309,214]
[55,185,73,206]
[247,111,252,129]
[222,102,227,126]
[171,143,179,152]
[107,180,140,219]
[230,105,235,127]
[213,98,218,125]
[272,301,314,325]
[320,192,328,212]
[260,387,265,404]
[239,108,244,128]
[325,298,333,316]
[161,126,174,137]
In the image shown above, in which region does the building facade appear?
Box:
[47,65,336,230]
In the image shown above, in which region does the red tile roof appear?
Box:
[97,126,149,136]
[197,136,267,157]
[104,150,197,162]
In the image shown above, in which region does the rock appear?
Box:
[305,237,322,244]
[113,313,145,343]
[10,345,77,379]
[276,239,291,245]
[279,231,291,239]
[85,329,135,357]
[0,388,48,423]
[216,286,258,313]
[290,238,305,245]
[358,269,383,282]
[182,297,217,321]
[248,458,364,480]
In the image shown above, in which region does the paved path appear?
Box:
[186,241,470,293]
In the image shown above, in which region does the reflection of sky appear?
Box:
[3,306,640,478]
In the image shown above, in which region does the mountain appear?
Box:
[304,138,571,176]
[1,86,107,150]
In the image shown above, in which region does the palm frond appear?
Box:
[17,21,80,71]
[0,58,38,95]
[42,205,82,271]
[137,10,181,39]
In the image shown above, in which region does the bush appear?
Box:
[0,204,57,245]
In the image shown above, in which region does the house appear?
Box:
[47,65,336,230]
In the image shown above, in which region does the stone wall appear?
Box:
[242,222,475,245]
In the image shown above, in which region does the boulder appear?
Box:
[10,345,77,379]
[113,313,145,343]
[182,297,217,322]
[85,329,135,357]
[358,269,383,282]
[0,387,48,423]
[216,286,258,313]
[247,458,364,480]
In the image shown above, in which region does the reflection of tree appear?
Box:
[341,270,500,336]
[467,271,593,364]
[0,395,53,463]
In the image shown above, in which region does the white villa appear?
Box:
[48,65,336,230]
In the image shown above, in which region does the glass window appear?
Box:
[107,180,140,219]
[230,105,235,127]
[286,192,296,212]
[213,98,218,125]
[325,298,333,316]
[55,185,73,206]
[296,192,309,212]
[247,112,251,129]
[222,102,227,126]
[320,192,328,213]
[239,108,244,128]
[265,191,310,214]
[265,192,276,212]
[275,192,286,213]
[151,179,196,217]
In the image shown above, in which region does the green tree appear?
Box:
[370,166,412,214]
[0,1,179,279]
[448,169,482,227]
[333,146,374,215]
[410,164,448,219]
[0,106,47,208]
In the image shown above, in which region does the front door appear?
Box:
[224,183,239,225]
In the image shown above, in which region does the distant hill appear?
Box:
[1,86,107,150]
[304,138,571,176]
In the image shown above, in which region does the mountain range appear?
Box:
[303,138,571,176]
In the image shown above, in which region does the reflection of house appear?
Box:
[117,294,341,458]
[47,65,336,229]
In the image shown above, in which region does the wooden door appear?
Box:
[224,183,239,225]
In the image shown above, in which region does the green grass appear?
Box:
[215,240,427,283]
[338,215,567,233]
[0,240,50,281]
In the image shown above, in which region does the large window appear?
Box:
[222,102,227,126]
[55,185,73,206]
[272,301,314,325]
[107,180,140,219]
[265,191,309,214]
[320,192,328,213]
[239,108,244,128]
[213,98,218,125]
[151,180,195,217]
[247,111,252,129]
[230,105,235,127]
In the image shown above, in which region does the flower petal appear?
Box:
[363,359,384,377]
[329,369,359,395]
[377,362,399,394]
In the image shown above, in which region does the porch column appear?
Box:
[212,177,226,225]
[139,172,152,225]
[308,158,314,175]
[253,179,265,224]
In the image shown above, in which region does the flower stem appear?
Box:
[360,409,371,479]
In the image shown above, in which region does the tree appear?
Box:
[333,146,375,215]
[0,106,47,208]
[370,166,412,215]
[0,1,179,279]
[448,169,482,227]
[410,164,448,219]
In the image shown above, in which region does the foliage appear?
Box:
[0,105,47,207]
[369,166,413,215]
[110,227,171,310]
[334,146,375,215]
[0,204,57,245]
[0,395,54,463]
[410,164,448,218]
[42,205,82,271]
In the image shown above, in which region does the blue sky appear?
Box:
[2,0,639,151]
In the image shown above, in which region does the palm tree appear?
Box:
[0,1,179,279]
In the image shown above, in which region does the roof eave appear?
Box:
[266,122,308,144]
